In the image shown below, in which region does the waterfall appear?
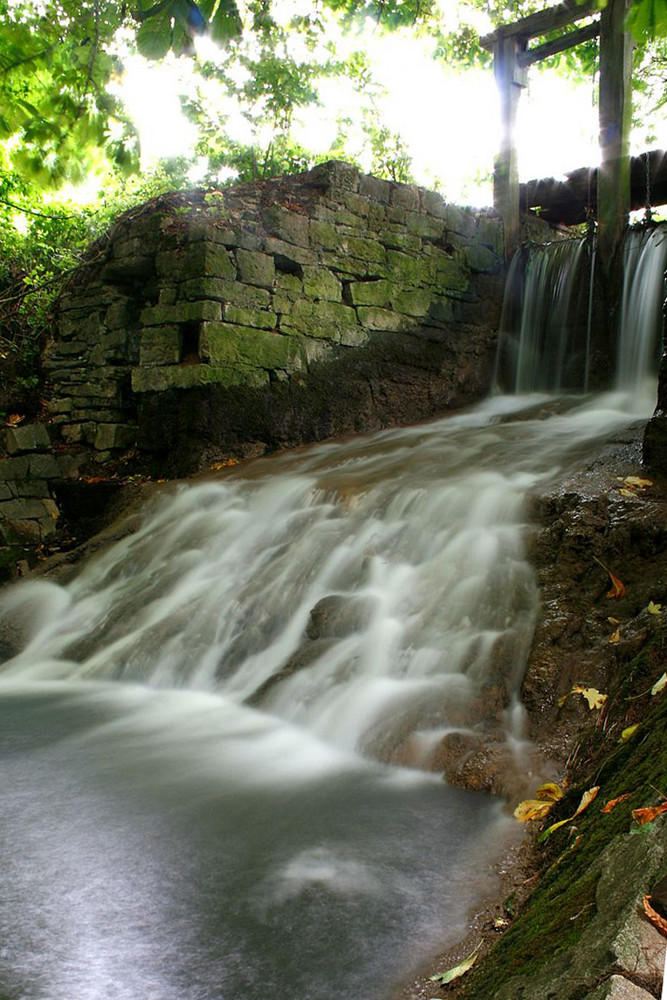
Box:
[0,222,665,1000]
[617,226,667,394]
[0,389,655,1000]
[496,238,589,393]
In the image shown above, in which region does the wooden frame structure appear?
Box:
[481,0,633,271]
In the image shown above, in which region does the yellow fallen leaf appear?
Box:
[648,602,663,615]
[623,476,653,488]
[514,799,554,823]
[609,627,621,644]
[535,782,564,802]
[540,786,600,841]
[429,944,482,985]
[619,724,639,742]
[572,685,607,710]
[619,489,637,498]
[651,673,667,696]
[608,617,620,625]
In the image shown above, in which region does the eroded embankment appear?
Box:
[400,422,667,1000]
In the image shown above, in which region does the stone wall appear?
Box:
[1,161,506,576]
[44,160,504,473]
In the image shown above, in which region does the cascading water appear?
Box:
[496,238,590,393]
[617,226,667,394]
[0,226,664,1000]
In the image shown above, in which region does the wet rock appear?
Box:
[586,976,656,1000]
[431,730,549,802]
[305,595,376,640]
[245,638,338,706]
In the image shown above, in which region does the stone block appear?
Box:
[427,297,455,324]
[28,455,60,479]
[179,278,271,310]
[356,307,418,333]
[419,189,448,220]
[386,250,422,285]
[308,161,360,194]
[199,321,304,372]
[477,215,503,252]
[390,184,420,211]
[131,363,269,393]
[261,205,310,246]
[156,243,235,280]
[0,517,41,544]
[274,273,303,299]
[341,236,386,265]
[464,244,501,274]
[391,288,432,317]
[377,230,422,253]
[445,204,477,238]
[223,306,278,330]
[140,300,221,326]
[282,300,360,343]
[406,212,446,239]
[359,173,391,203]
[94,424,137,451]
[0,457,29,480]
[349,280,391,308]
[1,498,55,520]
[432,250,470,291]
[0,482,16,500]
[16,481,50,499]
[343,194,372,217]
[302,267,342,302]
[139,327,181,366]
[105,300,133,329]
[235,248,276,288]
[585,975,656,1000]
[3,423,51,455]
[264,238,318,267]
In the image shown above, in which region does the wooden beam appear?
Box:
[518,20,600,67]
[481,0,597,48]
[597,0,634,276]
[494,35,526,258]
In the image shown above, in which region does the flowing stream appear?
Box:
[0,384,656,1000]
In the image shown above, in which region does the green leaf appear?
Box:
[210,0,243,43]
[136,14,173,59]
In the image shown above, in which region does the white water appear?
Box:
[0,387,655,1000]
[497,239,589,393]
[617,227,667,394]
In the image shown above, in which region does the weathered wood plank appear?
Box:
[518,20,600,67]
[520,150,667,226]
[481,0,597,47]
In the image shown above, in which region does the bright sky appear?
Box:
[110,2,629,208]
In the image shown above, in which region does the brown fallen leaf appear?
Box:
[642,895,667,939]
[601,792,633,814]
[5,413,24,426]
[632,801,667,827]
[606,573,626,599]
[593,556,626,599]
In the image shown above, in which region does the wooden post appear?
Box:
[493,36,527,260]
[597,0,634,276]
